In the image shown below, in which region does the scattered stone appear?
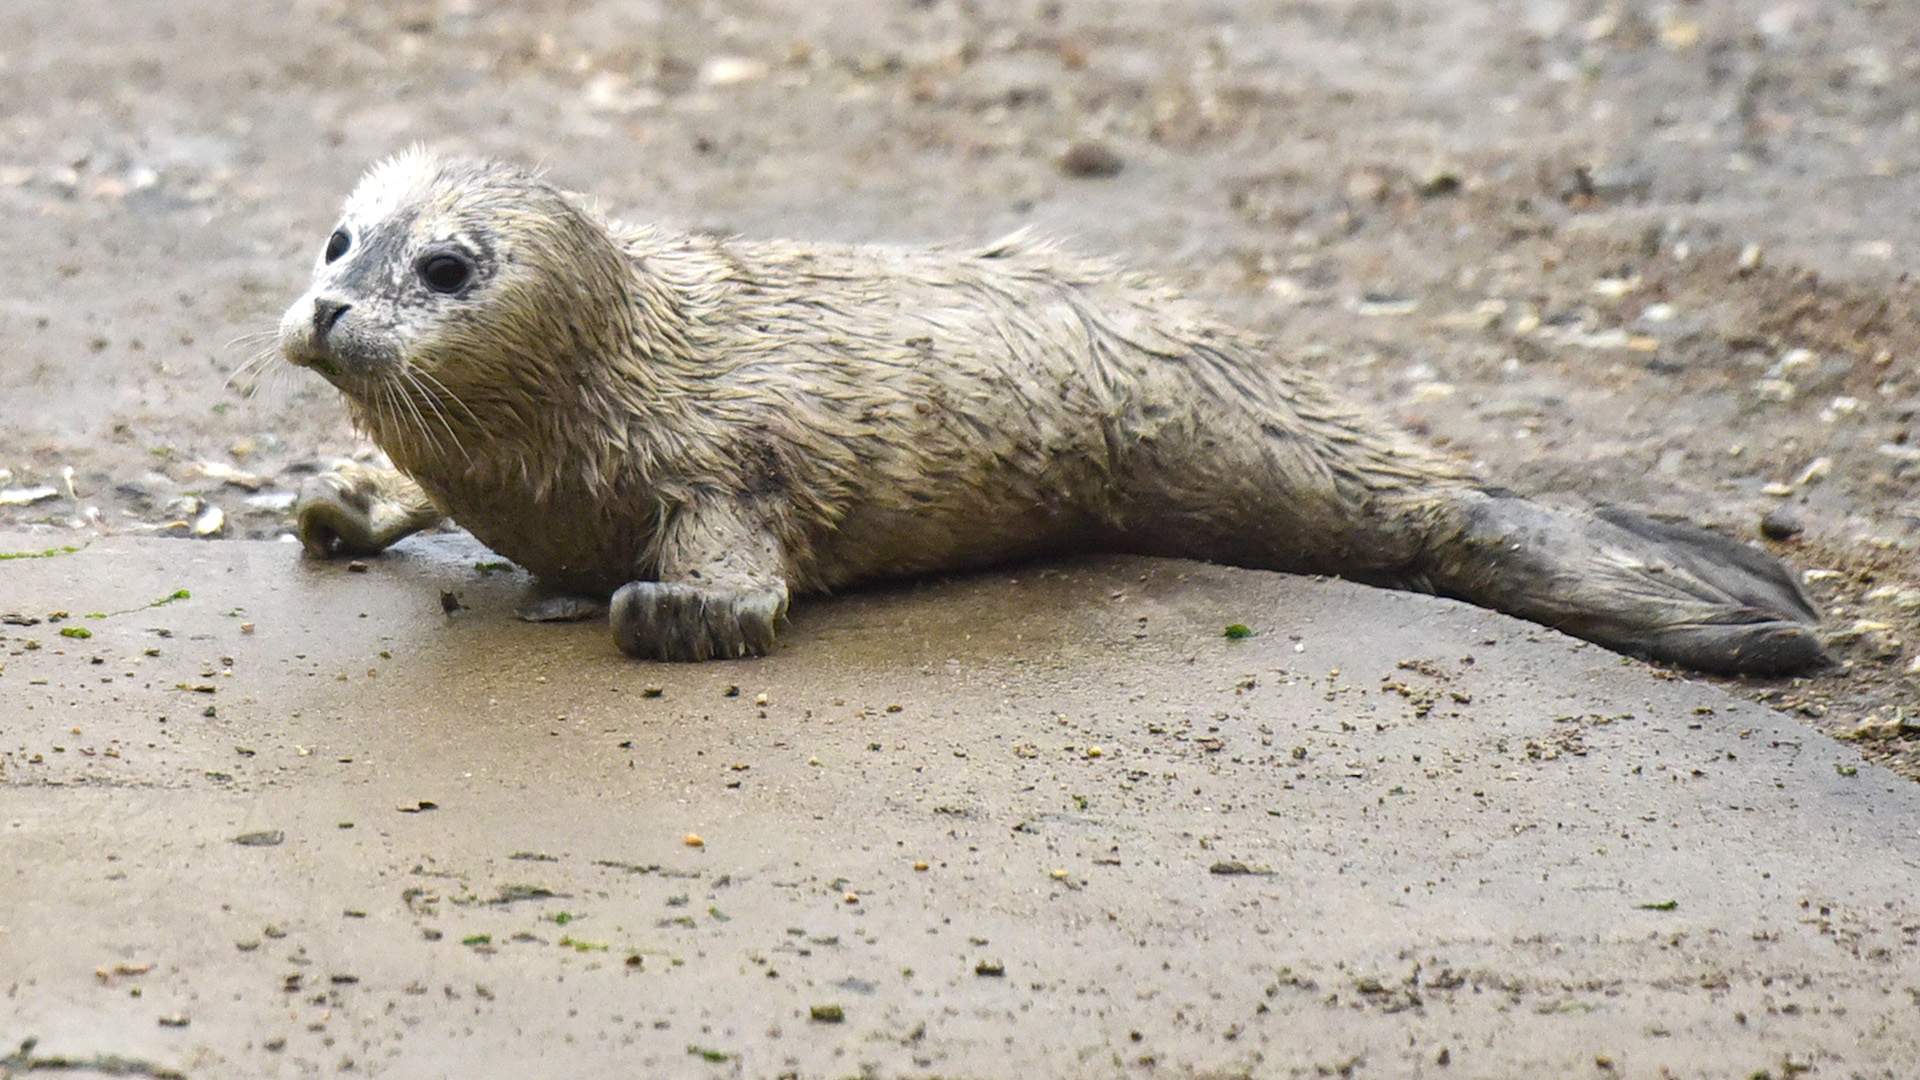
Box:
[1759,506,1804,541]
[1837,715,1918,741]
[194,461,267,491]
[1354,293,1420,317]
[1831,620,1904,661]
[1772,348,1818,377]
[191,504,226,538]
[1208,860,1273,876]
[1059,141,1124,179]
[232,830,284,847]
[1822,396,1863,423]
[1793,457,1832,487]
[1660,16,1701,50]
[1416,169,1461,197]
[1591,275,1640,299]
[582,72,665,115]
[699,55,769,88]
[244,491,298,513]
[1864,585,1920,612]
[0,485,59,506]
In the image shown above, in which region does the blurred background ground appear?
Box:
[1,0,1915,768]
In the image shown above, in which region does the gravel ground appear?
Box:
[1,0,1915,767]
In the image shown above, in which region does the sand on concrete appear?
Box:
[3,534,1917,1078]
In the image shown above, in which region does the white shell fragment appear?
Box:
[0,485,59,506]
[192,503,227,537]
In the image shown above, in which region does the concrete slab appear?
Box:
[2,534,1917,1079]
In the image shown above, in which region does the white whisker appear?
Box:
[392,372,442,462]
[413,367,483,432]
[404,368,471,464]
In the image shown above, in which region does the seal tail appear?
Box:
[1415,489,1829,676]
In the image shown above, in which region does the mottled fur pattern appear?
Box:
[279,151,1827,673]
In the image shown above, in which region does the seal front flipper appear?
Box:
[609,496,792,662]
[1420,490,1829,676]
[295,463,444,559]
[611,580,789,661]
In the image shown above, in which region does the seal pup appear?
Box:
[277,150,1825,674]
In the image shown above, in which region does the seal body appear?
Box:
[280,152,1825,673]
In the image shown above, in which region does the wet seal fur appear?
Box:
[278,151,1827,673]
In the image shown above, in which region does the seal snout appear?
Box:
[312,297,352,337]
[278,292,367,377]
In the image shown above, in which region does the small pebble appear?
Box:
[0,485,59,506]
[1059,141,1124,179]
[1760,506,1805,541]
[1794,457,1833,487]
[699,55,769,87]
[191,504,226,538]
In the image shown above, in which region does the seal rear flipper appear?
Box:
[1421,491,1831,676]
[1590,504,1819,623]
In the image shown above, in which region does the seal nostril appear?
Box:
[313,298,351,337]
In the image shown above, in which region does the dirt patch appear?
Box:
[1,0,1913,769]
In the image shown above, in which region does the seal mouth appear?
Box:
[279,334,346,382]
[277,318,398,393]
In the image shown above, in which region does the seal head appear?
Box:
[277,150,628,410]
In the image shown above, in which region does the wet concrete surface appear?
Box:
[3,0,1917,773]
[4,533,1918,1078]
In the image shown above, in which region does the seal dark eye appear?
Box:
[324,228,351,263]
[419,253,473,294]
